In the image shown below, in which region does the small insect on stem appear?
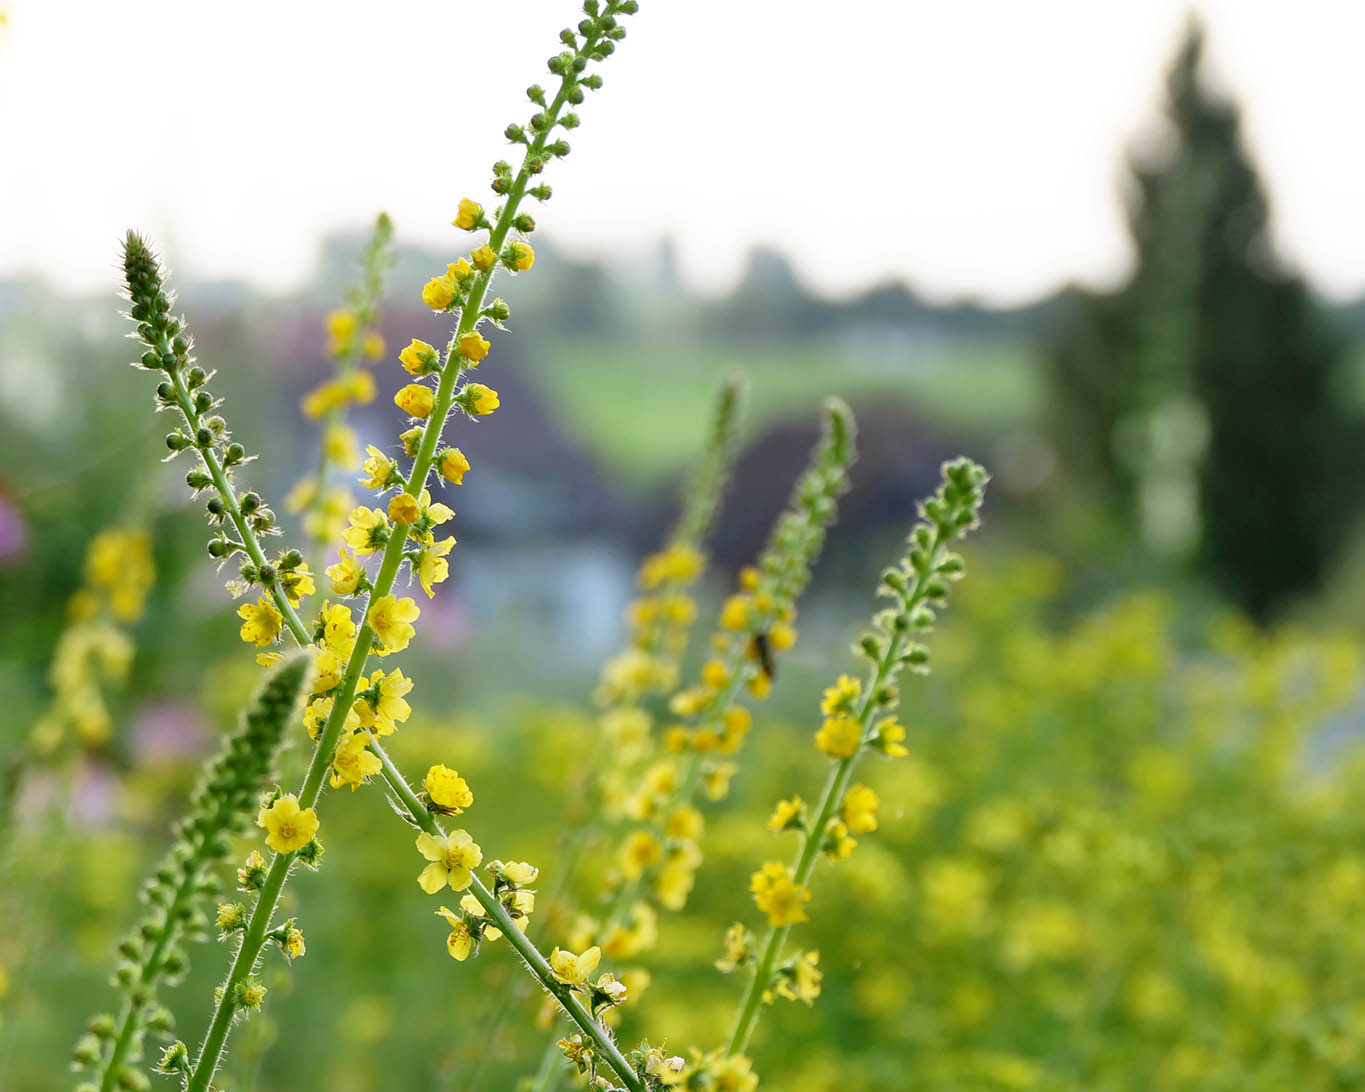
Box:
[750,631,776,681]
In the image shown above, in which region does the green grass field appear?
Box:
[529,335,1043,482]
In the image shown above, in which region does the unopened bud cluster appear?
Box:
[74,654,312,1091]
[123,233,308,617]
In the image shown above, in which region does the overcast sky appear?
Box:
[2,0,1363,306]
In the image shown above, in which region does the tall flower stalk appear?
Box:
[724,458,989,1055]
[528,399,856,1091]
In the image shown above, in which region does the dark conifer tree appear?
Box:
[1049,21,1361,618]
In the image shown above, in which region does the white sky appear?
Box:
[2,0,1363,306]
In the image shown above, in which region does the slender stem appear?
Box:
[726,530,946,1055]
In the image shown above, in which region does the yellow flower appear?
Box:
[330,731,382,791]
[282,563,315,607]
[343,507,389,555]
[438,447,470,485]
[324,423,360,469]
[360,445,396,491]
[452,198,483,230]
[388,492,421,525]
[283,925,306,960]
[716,922,753,973]
[842,783,879,834]
[718,707,751,754]
[284,476,317,514]
[471,244,496,270]
[236,850,266,890]
[775,950,822,1005]
[368,594,420,654]
[618,831,662,879]
[416,536,455,598]
[558,1033,593,1068]
[303,695,361,741]
[449,258,473,280]
[666,805,704,841]
[259,795,319,854]
[326,308,357,354]
[400,426,424,457]
[509,241,535,271]
[424,764,474,813]
[357,667,413,735]
[655,841,702,911]
[421,273,458,311]
[871,716,909,758]
[301,379,341,419]
[822,818,856,860]
[769,622,797,651]
[463,384,499,416]
[720,594,752,631]
[701,659,729,690]
[416,829,483,894]
[821,674,862,715]
[434,906,475,960]
[815,714,862,758]
[457,331,491,362]
[399,337,439,375]
[415,489,455,528]
[347,369,376,404]
[216,902,243,931]
[767,796,805,833]
[638,543,703,589]
[499,860,539,885]
[319,600,357,654]
[549,946,601,986]
[750,861,810,927]
[237,596,282,647]
[746,671,772,700]
[394,383,435,419]
[601,903,657,960]
[362,332,385,361]
[703,761,737,801]
[326,549,366,595]
[668,687,708,718]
